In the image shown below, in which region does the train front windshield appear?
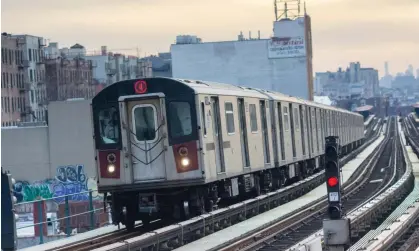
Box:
[96,106,120,146]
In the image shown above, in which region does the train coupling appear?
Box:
[139,193,158,213]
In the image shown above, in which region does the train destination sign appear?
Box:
[268,36,306,59]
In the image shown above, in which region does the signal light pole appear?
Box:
[1,168,18,251]
[322,136,351,251]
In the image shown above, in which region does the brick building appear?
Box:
[45,57,96,101]
[12,34,48,122]
[1,33,27,126]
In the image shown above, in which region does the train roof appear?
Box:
[173,78,360,116]
[94,77,360,117]
[354,105,374,112]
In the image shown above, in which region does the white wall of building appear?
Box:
[1,100,96,183]
[85,55,109,83]
[171,16,313,100]
[44,42,59,59]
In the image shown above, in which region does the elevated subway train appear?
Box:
[91,77,365,229]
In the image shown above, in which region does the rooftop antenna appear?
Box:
[274,0,278,21]
[274,0,302,21]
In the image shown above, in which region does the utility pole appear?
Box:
[322,136,351,251]
[1,168,18,251]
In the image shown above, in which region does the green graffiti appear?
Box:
[22,184,54,202]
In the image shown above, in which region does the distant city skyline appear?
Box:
[2,0,418,76]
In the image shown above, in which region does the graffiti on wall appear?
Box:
[13,164,100,204]
[13,180,55,203]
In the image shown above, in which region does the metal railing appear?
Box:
[15,189,110,245]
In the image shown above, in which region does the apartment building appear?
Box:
[1,33,27,126]
[45,57,96,101]
[13,34,47,122]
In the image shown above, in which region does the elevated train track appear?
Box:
[42,142,371,251]
[25,115,382,251]
[33,116,381,251]
[216,117,408,251]
[368,114,419,251]
[71,123,381,250]
[346,115,419,251]
[276,116,418,251]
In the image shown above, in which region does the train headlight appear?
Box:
[181,157,190,167]
[107,164,116,173]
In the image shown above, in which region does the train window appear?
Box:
[132,105,157,142]
[97,107,120,145]
[294,107,299,129]
[225,102,235,134]
[249,104,258,132]
[283,107,289,131]
[168,101,193,138]
[201,102,207,136]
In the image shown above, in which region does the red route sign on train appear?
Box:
[134,80,147,94]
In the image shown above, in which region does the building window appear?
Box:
[30,90,34,103]
[225,102,235,134]
[6,97,9,113]
[30,70,33,82]
[28,49,32,61]
[249,104,258,132]
[9,50,13,65]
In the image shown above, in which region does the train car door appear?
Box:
[299,105,306,157]
[289,103,297,158]
[277,102,286,161]
[307,107,314,155]
[260,100,271,164]
[270,100,279,166]
[211,97,226,173]
[238,98,250,168]
[126,97,167,181]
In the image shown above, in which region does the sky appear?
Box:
[1,0,419,77]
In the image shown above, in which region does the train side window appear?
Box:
[132,104,157,142]
[201,102,207,136]
[168,101,193,138]
[225,102,235,134]
[283,106,289,131]
[294,107,299,129]
[249,104,258,132]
